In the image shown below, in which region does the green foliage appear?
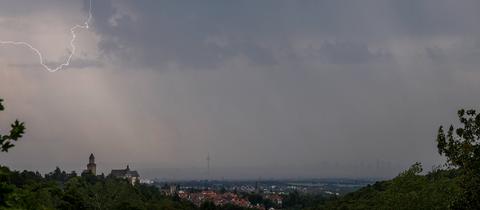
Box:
[437,109,480,169]
[316,164,461,210]
[245,193,276,209]
[0,166,196,210]
[437,109,480,209]
[200,201,216,210]
[282,191,329,209]
[0,98,25,152]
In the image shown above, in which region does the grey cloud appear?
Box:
[90,0,480,69]
[315,41,392,64]
[2,0,480,179]
[425,46,446,62]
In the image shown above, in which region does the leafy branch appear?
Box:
[0,98,25,152]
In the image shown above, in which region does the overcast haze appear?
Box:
[1,0,480,180]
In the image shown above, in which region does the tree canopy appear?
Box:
[437,109,480,209]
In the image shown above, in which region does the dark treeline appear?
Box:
[0,166,198,209]
[306,164,461,209]
[0,165,285,210]
[0,163,464,210]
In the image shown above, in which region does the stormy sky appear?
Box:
[1,0,480,180]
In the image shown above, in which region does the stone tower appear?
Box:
[87,153,96,175]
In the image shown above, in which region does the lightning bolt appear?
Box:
[0,0,92,72]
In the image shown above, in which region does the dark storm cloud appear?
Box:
[90,1,385,68]
[2,0,480,179]
[91,0,288,68]
[90,0,480,69]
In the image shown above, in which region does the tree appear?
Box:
[0,98,25,152]
[437,109,480,209]
[45,167,70,183]
[200,201,217,210]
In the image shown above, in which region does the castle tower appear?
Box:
[87,153,96,175]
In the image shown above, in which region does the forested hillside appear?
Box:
[313,164,461,209]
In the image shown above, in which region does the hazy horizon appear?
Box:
[1,0,480,179]
[3,156,406,180]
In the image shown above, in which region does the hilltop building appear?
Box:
[110,165,140,185]
[82,153,96,175]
